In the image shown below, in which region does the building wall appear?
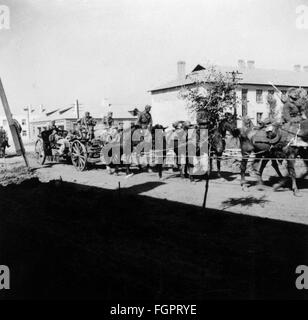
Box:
[151,88,195,126]
[30,119,77,140]
[151,84,291,127]
[237,85,286,125]
[0,115,31,153]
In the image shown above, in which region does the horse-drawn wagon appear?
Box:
[34,128,104,171]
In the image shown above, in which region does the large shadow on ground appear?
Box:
[0,178,307,300]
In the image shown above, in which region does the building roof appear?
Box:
[150,63,308,92]
[30,104,137,123]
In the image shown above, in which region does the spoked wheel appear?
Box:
[71,140,87,171]
[35,139,46,165]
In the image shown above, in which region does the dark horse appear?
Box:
[227,118,308,196]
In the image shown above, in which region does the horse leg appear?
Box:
[288,156,300,196]
[179,164,185,178]
[114,164,119,176]
[258,159,269,185]
[188,164,194,182]
[216,152,222,178]
[209,155,213,177]
[157,164,163,179]
[240,157,248,190]
[274,154,299,195]
[271,160,283,178]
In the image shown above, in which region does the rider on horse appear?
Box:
[281,88,304,124]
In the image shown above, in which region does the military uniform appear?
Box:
[136,110,152,129]
[78,115,96,127]
[196,110,209,127]
[281,88,305,124]
[282,99,301,124]
[77,114,96,140]
[0,127,9,147]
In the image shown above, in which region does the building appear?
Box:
[30,104,137,140]
[102,104,138,128]
[0,102,137,155]
[0,114,31,146]
[149,60,308,126]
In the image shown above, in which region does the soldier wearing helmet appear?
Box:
[281,88,302,124]
[136,105,152,130]
[77,111,97,140]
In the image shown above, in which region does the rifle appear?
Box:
[268,81,283,96]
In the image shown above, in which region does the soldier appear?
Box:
[47,120,58,132]
[77,111,97,139]
[281,88,302,124]
[0,126,10,148]
[136,105,152,130]
[103,111,114,128]
[78,111,96,127]
[196,109,209,127]
[48,121,69,155]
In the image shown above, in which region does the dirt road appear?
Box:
[1,150,308,225]
[1,151,308,299]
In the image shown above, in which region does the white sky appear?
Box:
[1,0,308,114]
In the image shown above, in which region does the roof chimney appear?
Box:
[247,60,255,69]
[294,64,301,72]
[177,61,186,81]
[238,59,246,70]
[304,65,308,72]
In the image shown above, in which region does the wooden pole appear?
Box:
[76,99,80,119]
[202,146,211,209]
[0,78,30,168]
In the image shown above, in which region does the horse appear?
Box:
[227,117,308,196]
[100,124,167,178]
[168,118,229,181]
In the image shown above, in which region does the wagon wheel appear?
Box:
[35,139,46,165]
[71,140,87,171]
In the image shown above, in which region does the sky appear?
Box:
[0,0,308,115]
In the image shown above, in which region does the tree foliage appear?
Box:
[179,65,240,129]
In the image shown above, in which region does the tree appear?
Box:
[266,93,278,121]
[179,65,240,129]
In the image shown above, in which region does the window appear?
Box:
[242,89,248,117]
[268,90,274,96]
[21,119,26,126]
[256,112,263,124]
[256,90,263,103]
[281,90,287,95]
[22,130,27,137]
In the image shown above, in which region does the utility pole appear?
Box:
[73,99,83,119]
[0,78,29,168]
[76,99,79,119]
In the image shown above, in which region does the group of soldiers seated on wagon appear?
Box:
[44,111,97,156]
[47,120,70,156]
